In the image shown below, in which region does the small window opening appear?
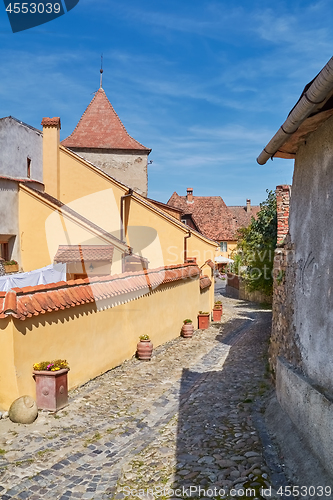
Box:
[27,157,31,178]
[0,242,9,261]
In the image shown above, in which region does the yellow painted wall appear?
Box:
[216,241,237,259]
[0,275,212,410]
[0,319,18,410]
[126,197,217,270]
[18,187,123,274]
[59,148,127,206]
[58,148,126,238]
[43,123,60,199]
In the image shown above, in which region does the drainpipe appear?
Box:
[120,189,133,242]
[257,56,333,165]
[184,230,191,263]
[120,189,133,273]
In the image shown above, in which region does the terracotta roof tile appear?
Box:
[200,276,212,290]
[0,263,201,321]
[41,117,61,128]
[61,88,150,152]
[54,245,114,263]
[167,192,235,241]
[167,191,260,241]
[228,205,260,232]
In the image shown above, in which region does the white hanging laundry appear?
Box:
[0,263,66,292]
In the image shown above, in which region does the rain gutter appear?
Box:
[257,56,333,165]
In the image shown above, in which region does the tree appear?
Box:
[236,190,277,295]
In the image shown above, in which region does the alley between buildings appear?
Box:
[0,284,283,500]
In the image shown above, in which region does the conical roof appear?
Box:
[61,88,150,151]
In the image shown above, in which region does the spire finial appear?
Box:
[100,54,103,88]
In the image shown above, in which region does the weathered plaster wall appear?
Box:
[70,148,148,197]
[0,179,20,262]
[289,114,333,394]
[0,117,42,182]
[276,357,333,478]
[272,115,333,477]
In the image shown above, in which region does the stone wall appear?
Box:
[270,234,301,375]
[269,184,302,375]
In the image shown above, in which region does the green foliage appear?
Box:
[229,253,242,275]
[139,334,150,341]
[236,190,277,295]
[183,319,192,324]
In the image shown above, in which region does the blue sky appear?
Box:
[0,0,332,205]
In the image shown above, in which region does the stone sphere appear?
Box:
[8,396,38,424]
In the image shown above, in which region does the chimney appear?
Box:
[276,185,291,245]
[246,199,251,212]
[187,188,193,203]
[42,117,61,199]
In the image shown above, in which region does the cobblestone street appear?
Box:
[0,282,279,500]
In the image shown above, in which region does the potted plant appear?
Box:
[4,260,19,273]
[33,359,69,412]
[136,335,153,361]
[198,311,210,330]
[181,319,194,338]
[213,301,223,321]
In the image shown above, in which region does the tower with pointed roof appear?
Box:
[62,88,151,197]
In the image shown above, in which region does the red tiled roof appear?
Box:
[200,275,212,289]
[167,192,235,241]
[228,206,260,231]
[41,117,61,128]
[167,192,260,241]
[54,245,114,263]
[61,88,150,151]
[0,263,200,321]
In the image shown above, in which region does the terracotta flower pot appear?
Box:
[181,323,194,338]
[213,308,222,322]
[198,313,210,330]
[137,339,153,360]
[33,368,69,412]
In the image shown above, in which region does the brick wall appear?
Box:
[276,185,290,245]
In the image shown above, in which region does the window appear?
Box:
[27,157,31,178]
[0,242,9,261]
[181,219,188,225]
[220,241,227,252]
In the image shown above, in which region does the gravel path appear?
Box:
[0,282,278,500]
